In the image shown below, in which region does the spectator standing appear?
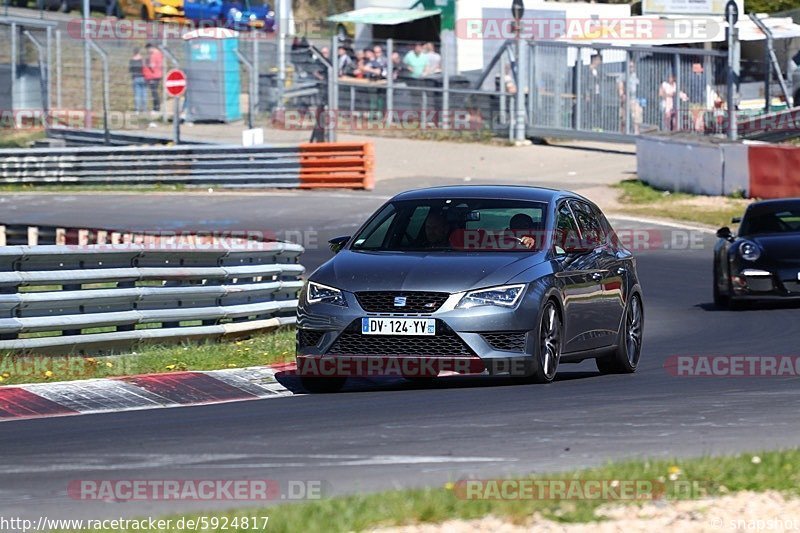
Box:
[403,43,428,78]
[686,61,708,132]
[618,59,642,134]
[659,73,678,131]
[352,49,366,78]
[129,47,146,115]
[584,53,602,130]
[423,42,441,75]
[142,43,163,115]
[372,45,387,77]
[337,46,354,77]
[390,51,404,80]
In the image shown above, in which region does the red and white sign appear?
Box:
[165,69,187,98]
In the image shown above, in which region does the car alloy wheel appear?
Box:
[536,301,561,383]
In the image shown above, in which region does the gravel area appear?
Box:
[373,491,800,532]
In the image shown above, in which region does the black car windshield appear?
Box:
[351,199,548,252]
[739,203,800,236]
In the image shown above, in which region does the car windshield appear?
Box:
[351,199,548,252]
[739,203,800,236]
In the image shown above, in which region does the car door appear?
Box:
[570,200,624,345]
[553,201,604,354]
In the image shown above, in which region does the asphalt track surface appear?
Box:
[1,192,799,522]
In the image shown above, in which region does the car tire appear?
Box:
[713,263,728,307]
[526,299,561,383]
[300,376,346,393]
[597,293,643,374]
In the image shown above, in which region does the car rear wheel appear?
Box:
[597,293,643,374]
[300,376,346,393]
[527,300,561,383]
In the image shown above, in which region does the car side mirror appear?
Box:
[731,216,742,224]
[716,226,733,241]
[328,235,350,254]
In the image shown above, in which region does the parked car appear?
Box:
[183,0,275,31]
[296,186,644,393]
[714,198,800,309]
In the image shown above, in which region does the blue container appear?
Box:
[182,28,242,122]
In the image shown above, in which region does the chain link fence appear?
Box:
[2,15,739,143]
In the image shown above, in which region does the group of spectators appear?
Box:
[335,42,442,81]
[128,43,164,115]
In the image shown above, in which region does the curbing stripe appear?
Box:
[0,364,295,423]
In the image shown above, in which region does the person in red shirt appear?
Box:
[142,43,163,113]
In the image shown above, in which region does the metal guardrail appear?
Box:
[0,144,303,187]
[0,243,304,354]
[0,142,375,189]
[43,128,210,147]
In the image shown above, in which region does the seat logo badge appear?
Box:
[394,296,407,307]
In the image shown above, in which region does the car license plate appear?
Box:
[361,317,436,336]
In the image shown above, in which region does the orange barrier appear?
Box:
[298,142,375,190]
[748,145,800,199]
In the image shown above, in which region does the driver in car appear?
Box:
[507,213,538,250]
[422,210,452,248]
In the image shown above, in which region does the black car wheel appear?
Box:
[528,300,561,383]
[300,376,346,393]
[713,262,729,307]
[597,293,642,374]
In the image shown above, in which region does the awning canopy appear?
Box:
[327,7,441,26]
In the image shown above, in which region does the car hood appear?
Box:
[311,250,546,294]
[745,233,800,262]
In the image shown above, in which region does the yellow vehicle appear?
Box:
[118,0,184,22]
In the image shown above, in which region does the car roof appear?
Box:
[747,198,800,211]
[390,185,586,204]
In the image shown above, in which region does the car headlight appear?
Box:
[306,281,347,307]
[739,241,761,261]
[457,284,525,309]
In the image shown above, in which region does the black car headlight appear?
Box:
[739,241,761,262]
[306,281,347,307]
[457,284,525,309]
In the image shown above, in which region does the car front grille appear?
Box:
[355,291,450,314]
[297,329,325,348]
[327,327,473,357]
[481,332,527,352]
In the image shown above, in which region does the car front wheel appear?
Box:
[527,300,561,383]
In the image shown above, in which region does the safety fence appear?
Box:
[0,141,375,189]
[0,243,304,355]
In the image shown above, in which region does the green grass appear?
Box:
[57,448,800,532]
[614,179,751,228]
[0,327,295,385]
[0,130,45,148]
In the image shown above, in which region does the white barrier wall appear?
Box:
[636,135,750,197]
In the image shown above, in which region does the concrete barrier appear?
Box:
[637,134,800,199]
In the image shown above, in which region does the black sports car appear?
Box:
[714,198,800,309]
[296,186,644,392]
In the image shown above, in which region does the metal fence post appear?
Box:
[23,30,49,124]
[276,0,287,111]
[673,53,681,131]
[329,34,338,142]
[386,38,394,128]
[161,33,168,123]
[236,50,255,130]
[575,47,582,130]
[56,29,62,110]
[86,38,110,144]
[253,37,259,118]
[624,50,631,135]
[46,26,52,116]
[515,38,527,141]
[527,41,534,123]
[10,22,16,124]
[82,4,92,128]
[442,38,450,130]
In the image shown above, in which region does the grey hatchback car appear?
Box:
[296,186,644,392]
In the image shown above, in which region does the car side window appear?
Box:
[570,201,606,247]
[554,202,580,253]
